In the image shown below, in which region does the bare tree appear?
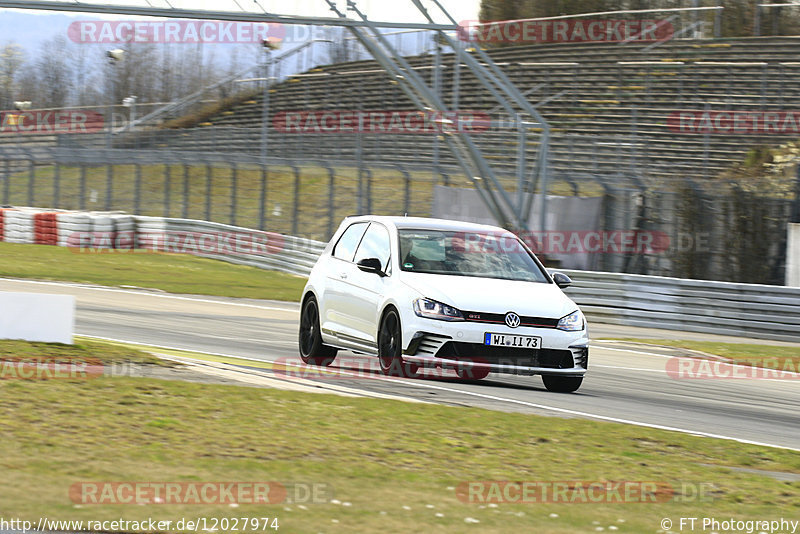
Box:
[0,42,25,109]
[31,35,73,107]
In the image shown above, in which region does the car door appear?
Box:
[321,221,369,340]
[346,222,393,345]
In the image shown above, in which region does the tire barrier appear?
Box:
[0,206,326,277]
[0,208,6,241]
[4,209,35,244]
[33,212,58,246]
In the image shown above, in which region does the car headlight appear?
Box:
[557,310,584,331]
[413,298,464,321]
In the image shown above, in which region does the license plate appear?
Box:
[484,333,541,349]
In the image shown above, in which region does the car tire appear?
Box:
[299,295,337,366]
[542,375,583,393]
[455,366,490,380]
[378,309,418,378]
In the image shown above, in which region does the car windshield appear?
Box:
[398,229,549,283]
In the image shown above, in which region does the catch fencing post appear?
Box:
[365,168,373,214]
[182,163,190,219]
[793,165,800,223]
[292,164,300,236]
[205,164,213,221]
[53,162,61,209]
[326,164,335,239]
[134,164,142,214]
[3,159,11,205]
[396,165,411,216]
[79,165,87,211]
[259,165,268,231]
[230,162,238,226]
[703,102,710,178]
[2,160,9,205]
[105,163,113,210]
[163,164,171,218]
[27,157,34,206]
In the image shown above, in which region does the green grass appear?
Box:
[0,339,168,366]
[0,354,797,532]
[606,338,800,371]
[0,242,307,301]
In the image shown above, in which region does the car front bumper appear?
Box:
[399,311,589,377]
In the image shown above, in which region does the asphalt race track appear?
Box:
[3,278,799,451]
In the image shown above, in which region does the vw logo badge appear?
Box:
[505,312,521,328]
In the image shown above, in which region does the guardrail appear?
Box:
[1,207,797,341]
[135,216,326,277]
[561,269,800,343]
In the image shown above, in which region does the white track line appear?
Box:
[80,334,800,453]
[596,345,800,378]
[0,277,299,313]
[592,364,665,373]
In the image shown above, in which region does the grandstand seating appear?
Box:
[90,37,800,182]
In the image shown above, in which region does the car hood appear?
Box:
[399,272,578,319]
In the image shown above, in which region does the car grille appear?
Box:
[461,311,559,328]
[435,342,575,368]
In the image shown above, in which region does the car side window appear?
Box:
[333,222,369,261]
[353,223,391,272]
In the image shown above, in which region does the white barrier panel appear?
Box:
[0,293,75,344]
[788,223,800,288]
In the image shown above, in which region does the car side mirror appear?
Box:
[357,257,385,276]
[551,271,572,289]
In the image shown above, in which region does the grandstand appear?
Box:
[114,36,800,185]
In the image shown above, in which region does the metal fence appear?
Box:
[0,139,794,285]
[2,26,800,286]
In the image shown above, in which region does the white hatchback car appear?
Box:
[299,216,589,392]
